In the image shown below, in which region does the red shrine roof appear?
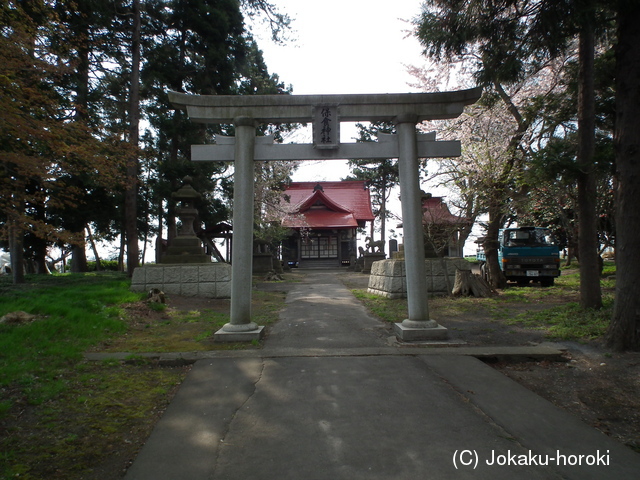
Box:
[282,181,375,229]
[422,196,469,225]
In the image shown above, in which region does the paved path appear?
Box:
[124,271,640,480]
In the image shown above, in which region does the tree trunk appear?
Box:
[606,1,640,351]
[576,12,603,309]
[32,236,50,275]
[70,243,88,273]
[483,197,507,289]
[118,233,125,272]
[8,212,25,284]
[125,0,141,276]
[452,269,491,297]
[156,199,164,263]
[86,224,102,271]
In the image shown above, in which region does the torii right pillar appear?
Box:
[394,114,448,341]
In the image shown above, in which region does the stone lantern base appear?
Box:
[162,237,210,264]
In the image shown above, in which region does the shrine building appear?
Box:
[280,181,375,269]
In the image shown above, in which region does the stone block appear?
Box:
[131,267,146,286]
[197,282,214,297]
[180,283,199,297]
[130,264,231,299]
[390,276,406,294]
[163,283,182,295]
[217,264,232,282]
[253,253,273,274]
[216,279,231,298]
[363,253,385,273]
[146,266,165,284]
[366,257,474,299]
[181,265,199,283]
[424,276,433,294]
[429,258,444,276]
[370,261,383,276]
[431,276,451,295]
[163,266,182,284]
[199,265,217,282]
[389,259,405,276]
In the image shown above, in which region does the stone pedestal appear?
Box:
[213,325,265,342]
[131,263,231,298]
[252,253,273,274]
[367,258,470,298]
[393,322,449,341]
[162,237,210,264]
[362,253,386,273]
[367,257,473,341]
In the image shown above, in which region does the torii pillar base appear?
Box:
[393,320,448,342]
[214,325,265,343]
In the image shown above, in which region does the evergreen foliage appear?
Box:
[0,0,293,279]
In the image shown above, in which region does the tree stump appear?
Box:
[452,269,492,297]
[264,270,284,281]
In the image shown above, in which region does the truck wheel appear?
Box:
[540,278,555,287]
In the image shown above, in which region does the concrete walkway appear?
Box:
[124,271,640,480]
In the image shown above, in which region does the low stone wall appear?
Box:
[131,263,231,298]
[367,258,471,298]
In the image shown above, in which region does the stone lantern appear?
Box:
[161,176,210,264]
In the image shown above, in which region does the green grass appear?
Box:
[351,290,408,323]
[507,295,614,340]
[351,262,617,343]
[0,272,144,404]
[1,362,186,479]
[99,288,286,353]
[0,271,289,479]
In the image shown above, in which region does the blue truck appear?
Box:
[476,226,561,286]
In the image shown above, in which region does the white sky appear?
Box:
[256,0,426,96]
[253,0,429,183]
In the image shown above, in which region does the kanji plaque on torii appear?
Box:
[168,88,481,342]
[313,104,339,149]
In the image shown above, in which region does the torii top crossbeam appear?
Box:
[168,87,482,124]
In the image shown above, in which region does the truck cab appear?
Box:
[477,227,561,286]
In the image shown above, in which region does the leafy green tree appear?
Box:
[415,0,612,303]
[141,0,294,262]
[515,46,616,263]
[0,1,126,281]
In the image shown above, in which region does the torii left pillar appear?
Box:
[215,117,264,341]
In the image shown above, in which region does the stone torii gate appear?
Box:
[168,88,481,341]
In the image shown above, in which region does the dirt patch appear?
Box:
[492,347,640,453]
[1,363,189,480]
[91,297,230,353]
